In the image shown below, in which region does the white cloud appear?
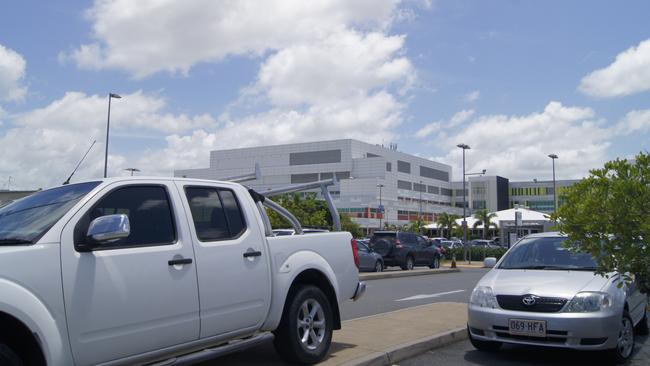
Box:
[579,38,650,98]
[416,109,475,138]
[464,90,480,102]
[615,108,650,134]
[0,91,216,189]
[67,0,402,78]
[136,91,404,175]
[433,101,614,181]
[0,44,27,102]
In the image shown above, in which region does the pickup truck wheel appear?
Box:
[0,343,23,366]
[429,256,440,269]
[400,256,415,271]
[274,285,333,364]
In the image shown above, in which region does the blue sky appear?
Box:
[0,0,649,189]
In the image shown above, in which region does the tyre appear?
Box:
[0,344,23,366]
[605,311,635,365]
[467,327,501,352]
[401,256,414,271]
[429,256,440,269]
[635,307,649,336]
[372,239,393,257]
[374,261,384,272]
[273,285,334,364]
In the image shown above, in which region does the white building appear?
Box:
[175,139,461,228]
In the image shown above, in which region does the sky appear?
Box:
[0,0,649,190]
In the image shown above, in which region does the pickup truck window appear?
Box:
[0,181,100,244]
[75,185,176,250]
[185,187,247,241]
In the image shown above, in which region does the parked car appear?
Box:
[0,177,365,366]
[470,239,499,248]
[369,231,441,270]
[468,232,649,365]
[440,240,463,250]
[355,240,385,272]
[272,228,330,236]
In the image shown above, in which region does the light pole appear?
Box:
[124,168,141,176]
[377,184,384,230]
[548,154,558,212]
[104,93,122,178]
[457,143,471,262]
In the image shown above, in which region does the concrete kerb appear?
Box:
[338,327,468,366]
[359,268,460,281]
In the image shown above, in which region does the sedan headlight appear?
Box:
[470,286,499,308]
[564,292,612,313]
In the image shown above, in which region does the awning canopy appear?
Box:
[424,208,551,229]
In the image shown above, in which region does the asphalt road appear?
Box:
[200,268,488,365]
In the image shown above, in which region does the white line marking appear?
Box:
[395,289,466,302]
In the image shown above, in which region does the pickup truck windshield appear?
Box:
[0,181,100,244]
[499,236,597,270]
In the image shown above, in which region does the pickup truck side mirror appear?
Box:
[87,214,130,243]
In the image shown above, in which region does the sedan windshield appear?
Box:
[499,236,597,270]
[0,182,100,244]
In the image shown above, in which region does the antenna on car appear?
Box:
[63,140,96,185]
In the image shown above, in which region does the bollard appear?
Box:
[451,254,457,268]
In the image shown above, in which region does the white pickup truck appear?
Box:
[0,177,365,366]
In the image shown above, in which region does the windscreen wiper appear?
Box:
[0,238,33,245]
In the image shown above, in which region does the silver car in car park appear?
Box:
[468,232,648,364]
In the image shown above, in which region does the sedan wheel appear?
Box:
[607,311,634,364]
[374,261,383,272]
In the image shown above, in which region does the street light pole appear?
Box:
[457,143,471,263]
[418,180,423,219]
[104,93,122,178]
[124,168,141,176]
[377,184,384,230]
[548,154,558,212]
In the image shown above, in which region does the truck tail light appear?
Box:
[351,239,360,269]
[395,239,403,249]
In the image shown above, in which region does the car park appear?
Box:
[467,232,649,364]
[369,231,442,270]
[470,239,499,248]
[0,177,364,366]
[355,240,385,272]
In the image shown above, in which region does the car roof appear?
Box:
[523,231,566,238]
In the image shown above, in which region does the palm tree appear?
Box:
[473,209,498,239]
[407,217,426,234]
[436,212,459,239]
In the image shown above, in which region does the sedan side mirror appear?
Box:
[87,214,130,242]
[483,257,497,268]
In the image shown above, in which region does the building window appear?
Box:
[335,171,350,180]
[414,183,426,192]
[454,189,467,196]
[420,166,449,182]
[289,149,341,165]
[291,173,319,183]
[472,200,486,209]
[440,188,452,196]
[320,172,333,180]
[397,180,412,190]
[366,152,380,158]
[386,162,392,172]
[397,160,411,174]
[427,185,439,194]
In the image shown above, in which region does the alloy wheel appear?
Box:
[296,299,326,351]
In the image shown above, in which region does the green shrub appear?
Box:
[446,246,507,262]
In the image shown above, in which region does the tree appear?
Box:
[436,212,459,239]
[473,209,498,239]
[406,217,426,234]
[266,193,362,237]
[553,152,650,292]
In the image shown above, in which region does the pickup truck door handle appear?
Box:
[168,258,193,266]
[243,251,262,258]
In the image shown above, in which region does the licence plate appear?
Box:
[508,319,547,337]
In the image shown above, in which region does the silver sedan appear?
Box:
[467,232,648,365]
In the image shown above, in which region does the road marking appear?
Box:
[395,289,466,302]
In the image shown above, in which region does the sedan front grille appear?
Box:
[496,295,568,312]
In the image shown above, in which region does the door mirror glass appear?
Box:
[87,214,130,242]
